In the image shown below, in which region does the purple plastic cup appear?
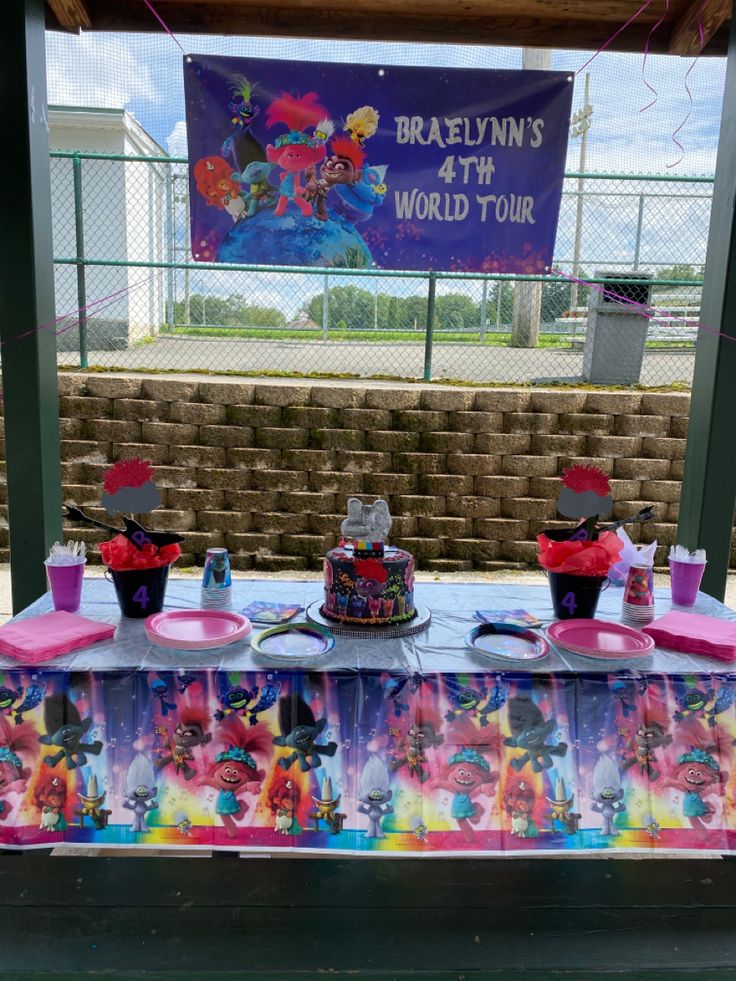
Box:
[45,557,86,613]
[669,558,706,607]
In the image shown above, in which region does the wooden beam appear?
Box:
[74,0,726,53]
[46,0,91,30]
[677,0,736,601]
[0,0,63,612]
[669,0,731,54]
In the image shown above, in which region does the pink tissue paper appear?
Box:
[0,611,116,664]
[643,611,736,663]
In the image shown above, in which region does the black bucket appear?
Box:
[548,571,607,620]
[107,565,169,618]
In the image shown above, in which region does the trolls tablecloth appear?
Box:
[1,578,736,855]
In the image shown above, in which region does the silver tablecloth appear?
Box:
[6,577,735,675]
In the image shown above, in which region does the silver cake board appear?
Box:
[306,601,431,639]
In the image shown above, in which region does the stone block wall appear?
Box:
[0,374,723,571]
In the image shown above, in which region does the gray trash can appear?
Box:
[582,270,652,385]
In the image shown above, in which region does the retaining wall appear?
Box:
[1,374,722,571]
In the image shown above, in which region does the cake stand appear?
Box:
[306,601,431,639]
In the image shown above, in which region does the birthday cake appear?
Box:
[321,499,416,626]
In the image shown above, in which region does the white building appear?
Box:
[49,106,169,351]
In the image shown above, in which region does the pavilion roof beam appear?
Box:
[46,0,90,31]
[669,0,731,54]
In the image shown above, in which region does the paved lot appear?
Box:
[60,335,695,386]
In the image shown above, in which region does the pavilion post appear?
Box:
[678,4,736,601]
[0,0,62,611]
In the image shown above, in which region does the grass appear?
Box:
[166,324,695,351]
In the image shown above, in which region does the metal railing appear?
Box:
[50,151,711,386]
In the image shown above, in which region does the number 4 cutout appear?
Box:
[561,591,577,615]
[132,585,149,609]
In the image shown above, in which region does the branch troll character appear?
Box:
[196,719,271,839]
[272,694,337,772]
[504,696,567,773]
[0,715,36,820]
[122,753,159,833]
[357,755,393,839]
[231,161,276,217]
[38,694,102,770]
[662,747,727,833]
[389,710,444,784]
[591,754,626,836]
[267,774,303,836]
[154,705,212,780]
[265,92,330,217]
[35,773,68,832]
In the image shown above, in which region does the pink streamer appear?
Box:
[666,7,705,169]
[639,0,669,113]
[551,266,735,343]
[141,0,187,55]
[575,0,655,75]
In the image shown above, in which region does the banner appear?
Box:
[1,667,735,854]
[184,55,573,273]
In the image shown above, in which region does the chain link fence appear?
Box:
[50,151,710,387]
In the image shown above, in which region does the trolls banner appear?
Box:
[2,667,736,854]
[183,56,573,273]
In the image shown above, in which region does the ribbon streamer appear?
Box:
[141,0,187,56]
[639,0,669,113]
[575,0,655,75]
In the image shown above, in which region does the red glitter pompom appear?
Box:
[103,458,155,494]
[560,464,611,496]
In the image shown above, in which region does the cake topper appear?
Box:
[340,498,392,542]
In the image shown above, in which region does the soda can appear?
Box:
[202,547,232,590]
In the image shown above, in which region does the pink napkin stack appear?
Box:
[643,611,736,663]
[0,611,116,664]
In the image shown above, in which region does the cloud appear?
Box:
[166,119,188,157]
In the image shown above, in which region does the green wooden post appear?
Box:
[678,5,736,601]
[72,154,89,369]
[423,271,437,382]
[0,0,62,612]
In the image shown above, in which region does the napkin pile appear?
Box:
[0,611,116,664]
[643,611,736,662]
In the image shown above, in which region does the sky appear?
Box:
[45,29,726,315]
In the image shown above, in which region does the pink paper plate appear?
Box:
[547,619,654,660]
[145,610,252,650]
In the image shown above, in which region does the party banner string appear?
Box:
[639,0,669,113]
[666,1,706,169]
[141,0,187,56]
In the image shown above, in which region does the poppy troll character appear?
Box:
[344,105,380,147]
[389,708,444,784]
[305,136,366,222]
[196,719,271,839]
[35,772,68,832]
[265,92,330,217]
[429,718,498,843]
[503,777,539,838]
[357,754,393,839]
[662,746,726,834]
[122,753,159,833]
[272,694,337,772]
[0,715,36,820]
[155,705,212,780]
[267,774,303,836]
[38,693,102,770]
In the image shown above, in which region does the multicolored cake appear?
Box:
[320,498,416,626]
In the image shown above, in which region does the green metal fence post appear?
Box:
[72,153,88,368]
[423,271,437,382]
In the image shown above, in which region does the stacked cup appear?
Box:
[201,547,232,610]
[622,563,655,624]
